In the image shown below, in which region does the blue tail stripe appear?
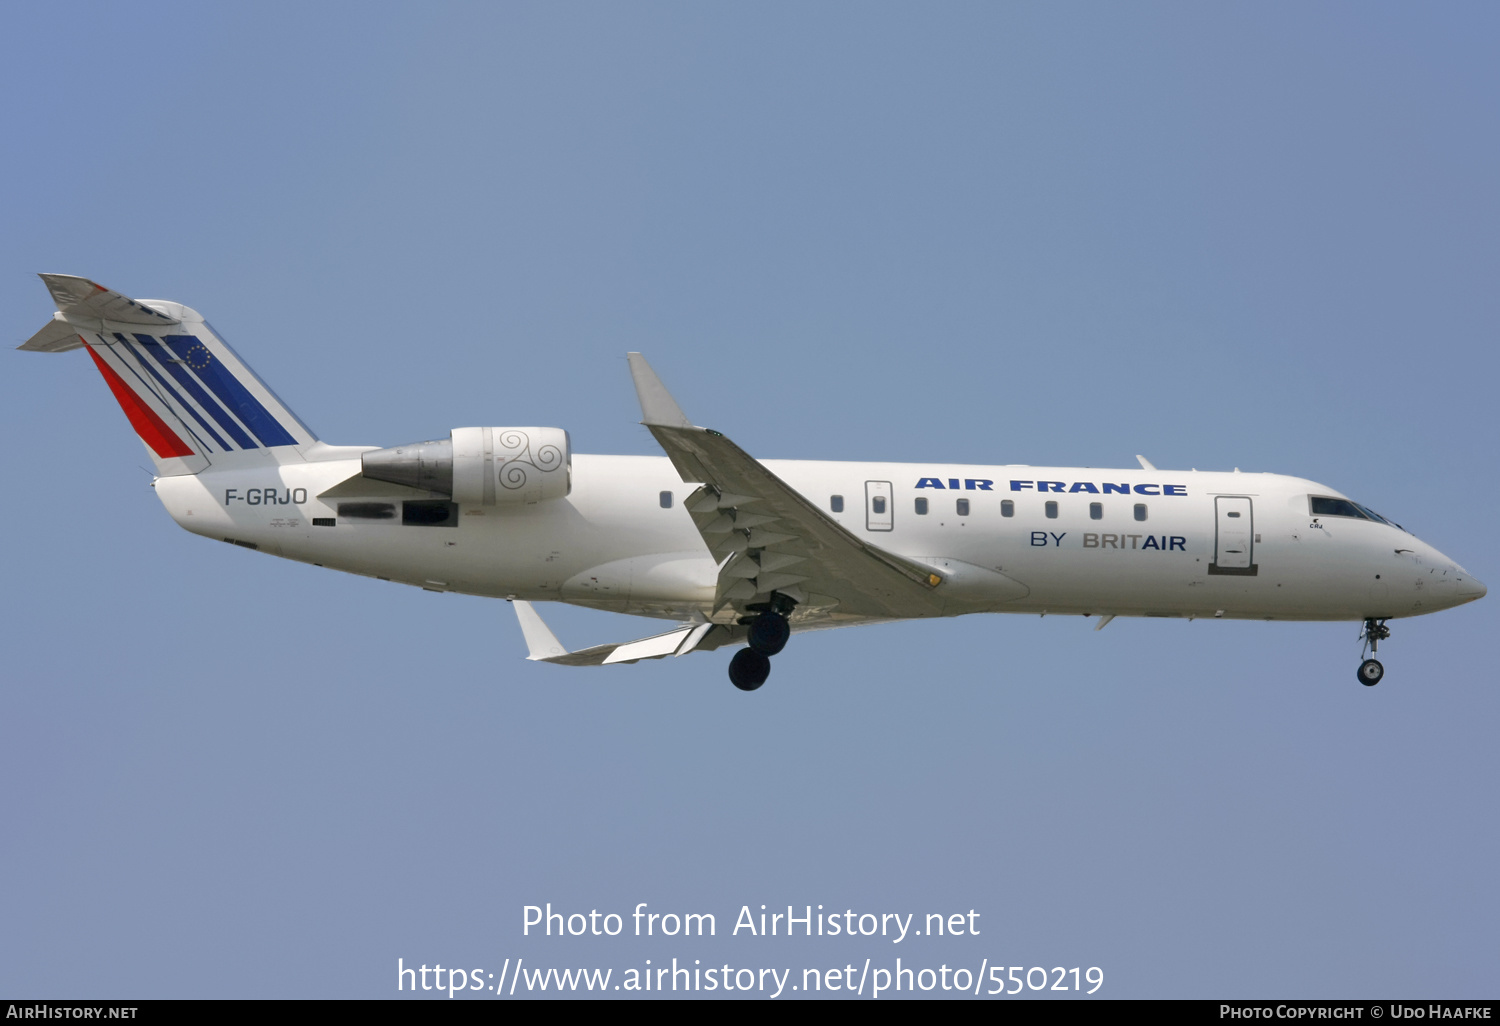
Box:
[135,334,257,449]
[204,321,316,440]
[115,334,232,452]
[100,337,213,456]
[162,335,297,448]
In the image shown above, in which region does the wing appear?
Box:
[511,600,736,666]
[627,354,950,626]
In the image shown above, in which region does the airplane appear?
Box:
[20,274,1486,691]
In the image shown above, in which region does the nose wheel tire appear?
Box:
[1357,659,1384,686]
[729,649,771,691]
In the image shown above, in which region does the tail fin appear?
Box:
[20,274,317,475]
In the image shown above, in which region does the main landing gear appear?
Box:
[728,648,771,691]
[727,598,794,692]
[1357,617,1391,686]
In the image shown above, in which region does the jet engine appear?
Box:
[361,427,571,505]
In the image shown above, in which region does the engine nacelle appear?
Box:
[361,427,571,506]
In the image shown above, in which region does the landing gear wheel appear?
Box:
[1357,618,1391,686]
[729,649,771,691]
[747,612,790,656]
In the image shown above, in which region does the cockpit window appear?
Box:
[1310,496,1368,519]
[1309,496,1401,529]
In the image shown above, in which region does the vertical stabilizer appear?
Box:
[20,274,318,475]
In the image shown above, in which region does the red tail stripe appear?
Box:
[85,343,195,459]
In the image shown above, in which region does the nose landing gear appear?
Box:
[1357,618,1391,686]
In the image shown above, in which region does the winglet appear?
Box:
[1135,455,1156,471]
[627,353,694,428]
[512,600,569,661]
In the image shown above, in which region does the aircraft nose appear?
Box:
[1455,573,1487,604]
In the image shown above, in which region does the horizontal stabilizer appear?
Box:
[511,600,721,666]
[22,273,180,352]
[37,273,181,328]
[20,315,85,353]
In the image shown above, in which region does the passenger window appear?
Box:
[872,496,887,514]
[1089,502,1102,520]
[1134,503,1148,522]
[1001,500,1014,518]
[660,491,673,509]
[1045,501,1058,519]
[915,497,928,515]
[830,495,844,513]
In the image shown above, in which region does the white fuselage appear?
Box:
[153,454,1483,625]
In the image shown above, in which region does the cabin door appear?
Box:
[1214,496,1254,570]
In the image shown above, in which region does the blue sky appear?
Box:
[2,1,1497,998]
